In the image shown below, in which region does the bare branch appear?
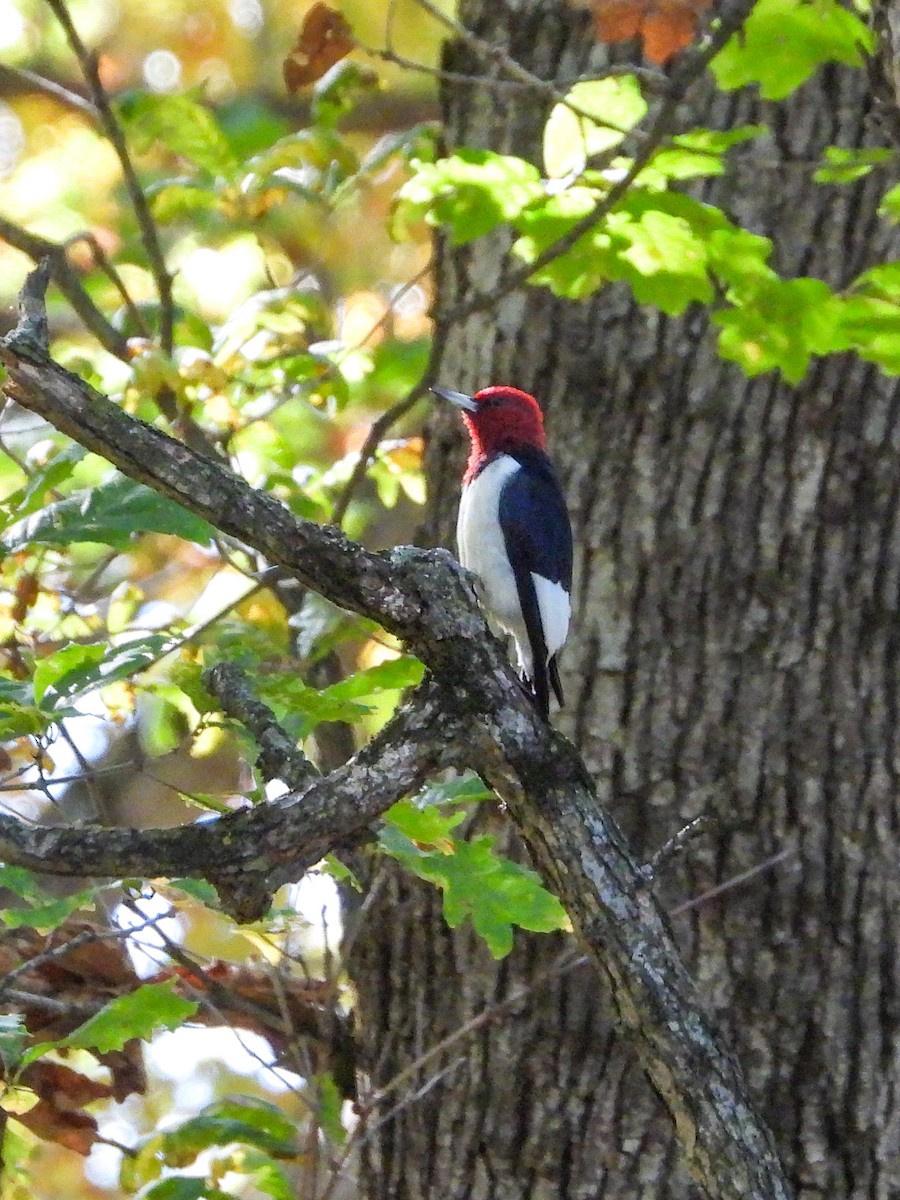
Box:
[44,0,175,353]
[0,680,462,920]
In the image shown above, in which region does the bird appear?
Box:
[432,384,573,719]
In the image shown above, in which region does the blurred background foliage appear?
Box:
[0,1,450,1195]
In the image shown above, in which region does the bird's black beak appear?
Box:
[431,386,479,413]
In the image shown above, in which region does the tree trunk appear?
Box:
[345,3,900,1197]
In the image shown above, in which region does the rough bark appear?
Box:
[346,2,900,1198]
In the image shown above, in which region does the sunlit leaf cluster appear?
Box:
[397,0,900,384]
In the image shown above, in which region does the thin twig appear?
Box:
[330,384,428,526]
[330,307,447,526]
[362,42,668,93]
[64,231,149,336]
[3,988,98,1018]
[670,847,797,917]
[0,762,140,793]
[642,813,710,881]
[0,63,97,116]
[44,0,174,354]
[0,216,129,358]
[409,0,658,134]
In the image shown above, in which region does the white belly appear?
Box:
[457,455,570,677]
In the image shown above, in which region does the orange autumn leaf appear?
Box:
[591,0,643,42]
[283,3,354,93]
[585,0,712,64]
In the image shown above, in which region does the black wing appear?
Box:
[498,449,573,718]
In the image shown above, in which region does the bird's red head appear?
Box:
[433,385,547,480]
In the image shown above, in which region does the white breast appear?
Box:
[457,455,570,678]
[457,456,523,632]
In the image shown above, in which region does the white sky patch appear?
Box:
[148,1026,303,1093]
[113,892,183,977]
[287,872,342,941]
[0,0,25,51]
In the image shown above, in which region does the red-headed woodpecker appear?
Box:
[432,384,573,718]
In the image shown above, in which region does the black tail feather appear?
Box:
[548,655,564,708]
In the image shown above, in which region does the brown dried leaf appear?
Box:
[8,1061,114,1157]
[12,572,40,623]
[283,3,354,93]
[583,0,712,64]
[15,1100,98,1156]
[24,1060,115,1109]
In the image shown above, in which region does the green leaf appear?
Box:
[852,262,900,301]
[513,187,617,300]
[149,179,223,223]
[383,799,468,851]
[1,888,96,933]
[116,90,238,177]
[389,836,569,959]
[0,678,50,739]
[0,1013,28,1073]
[0,864,44,901]
[609,204,714,314]
[414,773,494,807]
[0,866,97,939]
[33,635,175,709]
[393,150,543,244]
[312,60,378,129]
[706,226,776,293]
[0,444,84,523]
[253,657,422,736]
[63,980,198,1053]
[650,125,765,180]
[238,1152,295,1200]
[516,188,726,313]
[32,643,105,705]
[543,76,647,177]
[315,1074,347,1146]
[714,277,843,382]
[322,656,424,701]
[254,674,370,734]
[142,1181,230,1200]
[321,854,362,889]
[711,0,873,100]
[879,182,900,222]
[169,877,220,905]
[813,146,894,184]
[1,474,216,553]
[0,1118,32,1190]
[833,295,900,373]
[159,1098,300,1166]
